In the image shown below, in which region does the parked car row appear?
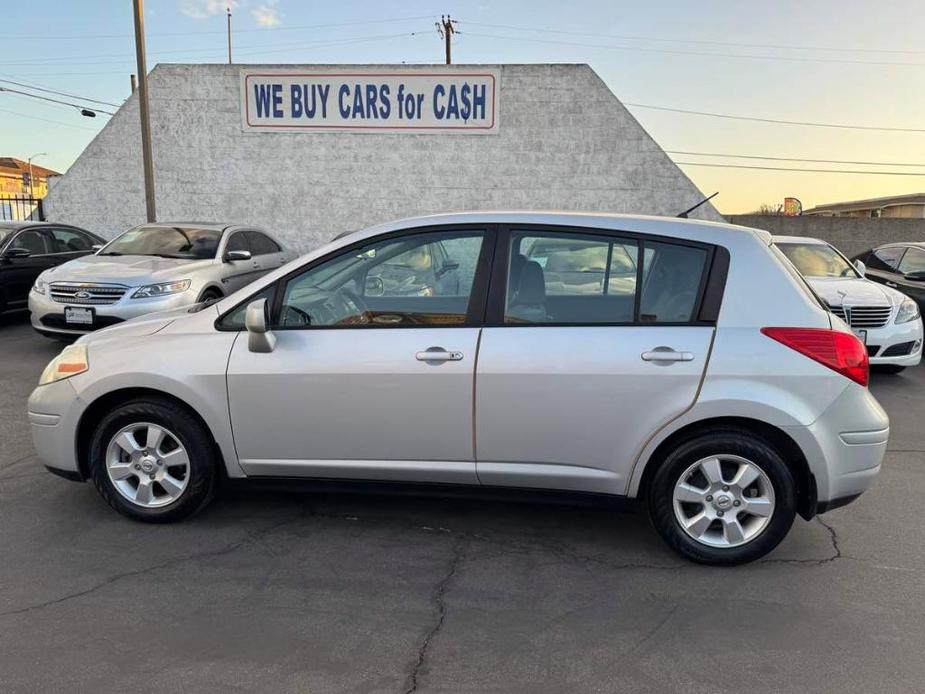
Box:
[26,212,900,565]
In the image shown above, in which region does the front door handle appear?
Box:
[641,348,694,363]
[416,347,464,362]
[886,281,898,288]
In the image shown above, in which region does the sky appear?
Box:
[1,0,924,214]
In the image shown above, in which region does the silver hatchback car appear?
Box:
[28,212,888,565]
[29,222,295,338]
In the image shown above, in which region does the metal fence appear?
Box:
[0,195,45,222]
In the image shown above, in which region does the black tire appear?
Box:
[648,429,797,565]
[872,364,906,374]
[199,288,223,304]
[88,397,218,523]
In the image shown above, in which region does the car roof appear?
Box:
[141,221,235,231]
[771,235,829,245]
[0,220,50,231]
[875,241,925,250]
[337,211,774,246]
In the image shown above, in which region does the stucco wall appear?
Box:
[45,63,720,251]
[727,215,925,257]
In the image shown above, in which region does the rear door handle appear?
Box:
[886,281,898,288]
[641,349,694,363]
[416,348,464,362]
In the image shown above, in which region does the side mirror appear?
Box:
[854,259,866,277]
[91,244,103,252]
[904,270,925,282]
[245,298,276,353]
[364,276,385,297]
[3,247,31,259]
[224,250,252,262]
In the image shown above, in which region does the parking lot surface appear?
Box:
[1,315,923,693]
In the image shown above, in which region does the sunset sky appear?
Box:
[2,0,924,213]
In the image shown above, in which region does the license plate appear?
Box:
[64,306,94,325]
[854,329,867,344]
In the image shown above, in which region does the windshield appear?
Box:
[100,226,222,259]
[777,242,859,279]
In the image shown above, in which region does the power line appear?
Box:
[457,20,925,55]
[666,150,925,168]
[0,107,100,131]
[0,87,114,115]
[625,103,925,133]
[0,15,437,40]
[458,30,925,67]
[0,78,120,107]
[674,161,925,176]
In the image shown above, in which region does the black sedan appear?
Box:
[853,242,925,311]
[0,221,105,315]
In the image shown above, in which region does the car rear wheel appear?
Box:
[648,430,797,565]
[88,398,217,522]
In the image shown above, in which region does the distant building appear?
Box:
[0,157,60,221]
[803,193,925,219]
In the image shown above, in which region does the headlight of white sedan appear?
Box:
[131,279,191,299]
[32,277,47,295]
[895,297,921,324]
[39,344,89,385]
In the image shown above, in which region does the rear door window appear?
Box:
[897,247,925,274]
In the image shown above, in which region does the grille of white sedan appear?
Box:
[828,305,893,329]
[49,283,129,305]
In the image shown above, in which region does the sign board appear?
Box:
[783,197,803,216]
[240,69,499,134]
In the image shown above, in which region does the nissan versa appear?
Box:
[28,222,294,338]
[28,213,888,565]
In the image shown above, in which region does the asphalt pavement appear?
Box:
[0,314,923,693]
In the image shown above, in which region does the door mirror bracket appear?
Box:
[245,298,276,353]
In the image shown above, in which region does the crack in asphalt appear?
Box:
[0,508,307,618]
[757,516,842,566]
[403,539,467,694]
[0,452,36,473]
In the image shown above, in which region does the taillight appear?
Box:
[761,327,869,387]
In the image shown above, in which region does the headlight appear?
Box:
[39,344,89,386]
[131,279,191,299]
[32,278,47,295]
[895,298,921,324]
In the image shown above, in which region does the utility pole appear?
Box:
[132,0,156,222]
[436,15,456,65]
[226,6,233,64]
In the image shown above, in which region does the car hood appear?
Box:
[42,254,213,286]
[806,277,903,308]
[76,303,214,345]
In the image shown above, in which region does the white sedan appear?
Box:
[775,235,923,373]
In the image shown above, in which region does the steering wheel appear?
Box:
[279,304,313,326]
[335,286,369,318]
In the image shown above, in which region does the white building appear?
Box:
[46,63,720,251]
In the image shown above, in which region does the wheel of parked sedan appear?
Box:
[648,429,797,565]
[87,398,218,522]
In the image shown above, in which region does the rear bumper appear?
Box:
[783,384,889,509]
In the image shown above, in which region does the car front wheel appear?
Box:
[648,430,797,565]
[88,398,218,522]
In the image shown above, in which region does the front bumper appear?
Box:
[29,288,197,336]
[862,319,923,366]
[28,378,86,479]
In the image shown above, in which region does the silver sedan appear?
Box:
[28,222,295,338]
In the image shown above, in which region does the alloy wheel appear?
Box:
[105,422,190,508]
[672,454,775,548]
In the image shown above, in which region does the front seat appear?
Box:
[507,260,548,322]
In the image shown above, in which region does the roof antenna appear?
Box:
[677,192,719,218]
